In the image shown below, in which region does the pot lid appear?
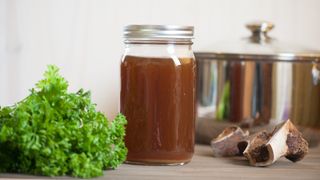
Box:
[196,21,320,62]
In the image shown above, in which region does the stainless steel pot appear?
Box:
[195,22,320,146]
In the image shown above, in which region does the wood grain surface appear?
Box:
[1,144,320,180]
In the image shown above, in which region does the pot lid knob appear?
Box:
[246,21,274,43]
[246,21,274,33]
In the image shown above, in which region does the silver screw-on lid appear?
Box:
[123,25,194,39]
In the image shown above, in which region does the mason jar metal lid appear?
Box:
[123,25,194,40]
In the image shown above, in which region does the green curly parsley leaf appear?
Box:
[0,65,127,178]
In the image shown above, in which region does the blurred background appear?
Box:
[0,0,319,119]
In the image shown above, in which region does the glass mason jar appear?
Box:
[120,25,196,165]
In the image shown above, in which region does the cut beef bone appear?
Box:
[211,126,249,157]
[243,120,309,166]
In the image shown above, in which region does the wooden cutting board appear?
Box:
[1,145,320,180]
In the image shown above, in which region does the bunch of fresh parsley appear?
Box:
[0,65,127,178]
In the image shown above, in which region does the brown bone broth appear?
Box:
[121,55,196,164]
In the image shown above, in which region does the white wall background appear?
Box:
[0,0,320,119]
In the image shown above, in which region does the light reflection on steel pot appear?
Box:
[195,21,320,147]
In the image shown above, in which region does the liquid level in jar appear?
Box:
[121,55,196,165]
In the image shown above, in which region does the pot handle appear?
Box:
[312,62,320,85]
